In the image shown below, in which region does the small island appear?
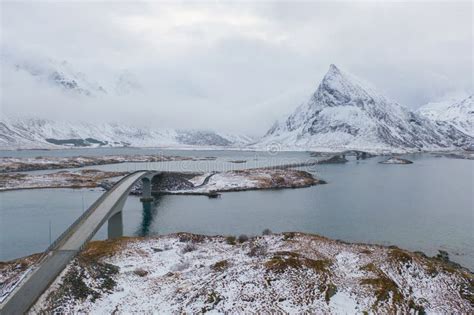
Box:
[379,157,413,164]
[122,168,322,196]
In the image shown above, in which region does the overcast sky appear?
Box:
[1,1,472,135]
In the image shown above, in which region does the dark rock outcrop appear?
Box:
[317,155,349,164]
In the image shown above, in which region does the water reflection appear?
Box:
[137,197,160,237]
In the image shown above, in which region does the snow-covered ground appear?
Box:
[25,233,473,313]
[0,254,42,304]
[169,169,319,194]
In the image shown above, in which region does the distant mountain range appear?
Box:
[0,117,254,149]
[1,55,472,152]
[257,65,473,152]
[2,51,139,97]
[417,95,473,137]
[1,54,253,149]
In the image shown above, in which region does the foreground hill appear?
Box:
[12,233,470,313]
[258,65,472,152]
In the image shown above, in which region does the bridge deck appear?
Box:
[61,171,145,250]
[0,171,150,314]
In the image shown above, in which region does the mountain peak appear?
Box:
[321,64,355,88]
[261,65,473,151]
[317,64,367,106]
[328,63,341,73]
[316,64,383,107]
[323,64,344,82]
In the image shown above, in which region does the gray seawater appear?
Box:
[0,149,473,270]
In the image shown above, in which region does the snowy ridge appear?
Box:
[258,65,472,152]
[1,52,140,97]
[8,57,107,97]
[0,116,254,150]
[418,94,474,137]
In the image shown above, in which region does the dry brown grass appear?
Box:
[211,260,229,272]
[265,251,332,274]
[177,232,208,243]
[0,253,43,277]
[359,263,405,307]
[81,237,136,261]
[388,248,413,265]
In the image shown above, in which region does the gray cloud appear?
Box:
[1,1,472,135]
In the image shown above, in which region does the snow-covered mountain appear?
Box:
[1,52,140,97]
[11,58,107,97]
[417,95,473,137]
[258,65,472,152]
[1,53,253,150]
[0,117,254,150]
[2,56,472,152]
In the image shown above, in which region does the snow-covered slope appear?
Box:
[10,58,107,97]
[258,65,472,152]
[25,233,473,313]
[1,52,140,97]
[0,117,254,150]
[417,95,474,137]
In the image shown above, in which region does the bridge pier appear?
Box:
[108,211,123,239]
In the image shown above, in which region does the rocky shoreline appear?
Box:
[0,155,216,173]
[3,232,470,313]
[0,169,128,191]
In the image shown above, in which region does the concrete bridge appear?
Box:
[0,170,162,314]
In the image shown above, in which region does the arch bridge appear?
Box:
[0,170,162,314]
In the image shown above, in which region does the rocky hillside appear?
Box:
[258,65,472,152]
[21,233,473,313]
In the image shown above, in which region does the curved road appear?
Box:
[0,171,156,314]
